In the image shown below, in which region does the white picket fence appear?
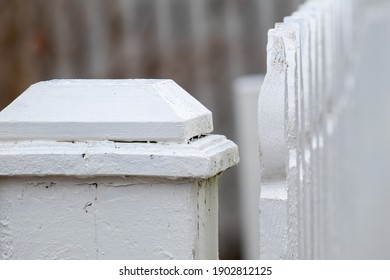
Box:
[2,0,390,260]
[256,0,390,259]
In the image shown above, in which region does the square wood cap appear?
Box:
[0,79,213,143]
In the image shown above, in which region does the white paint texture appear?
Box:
[0,176,218,260]
[0,79,213,143]
[0,79,239,259]
[259,0,390,259]
[0,135,238,179]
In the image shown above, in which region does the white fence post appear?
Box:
[0,79,239,260]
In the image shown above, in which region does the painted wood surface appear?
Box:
[258,26,290,259]
[0,135,238,179]
[0,176,218,260]
[259,0,390,259]
[0,79,213,143]
[0,79,239,260]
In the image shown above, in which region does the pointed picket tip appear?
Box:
[0,79,213,143]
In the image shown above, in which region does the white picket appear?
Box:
[258,0,390,259]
